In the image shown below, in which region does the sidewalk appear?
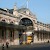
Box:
[0,43,50,48]
[10,43,50,48]
[0,43,50,50]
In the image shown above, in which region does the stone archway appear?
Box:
[19,18,34,44]
[19,18,33,26]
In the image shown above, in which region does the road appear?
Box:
[1,43,50,50]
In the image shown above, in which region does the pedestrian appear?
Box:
[2,44,4,50]
[47,40,49,43]
[6,42,9,49]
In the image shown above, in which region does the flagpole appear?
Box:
[27,0,28,8]
[27,0,30,8]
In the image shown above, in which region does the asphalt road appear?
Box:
[1,43,50,50]
[4,46,50,50]
[10,47,50,50]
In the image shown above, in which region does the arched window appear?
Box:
[19,18,33,26]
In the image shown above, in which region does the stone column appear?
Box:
[48,32,49,40]
[39,32,40,41]
[6,29,10,46]
[42,33,43,41]
[43,33,44,40]
[14,30,19,45]
[6,29,10,39]
[34,33,38,43]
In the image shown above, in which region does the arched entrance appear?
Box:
[19,18,34,44]
[19,18,33,26]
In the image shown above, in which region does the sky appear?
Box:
[0,0,50,24]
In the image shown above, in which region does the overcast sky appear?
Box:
[0,0,50,24]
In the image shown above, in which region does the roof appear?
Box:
[0,8,36,17]
[18,8,36,16]
[0,8,36,19]
[0,8,7,12]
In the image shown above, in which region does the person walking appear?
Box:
[2,44,4,50]
[6,42,9,49]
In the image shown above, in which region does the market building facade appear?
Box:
[0,5,50,45]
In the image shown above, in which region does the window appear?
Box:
[19,18,33,26]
